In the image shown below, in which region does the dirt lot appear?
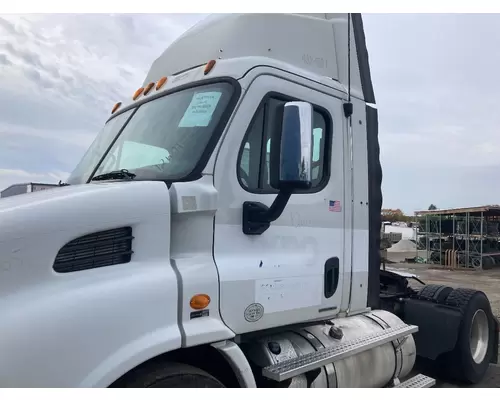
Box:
[387,263,500,319]
[387,263,500,388]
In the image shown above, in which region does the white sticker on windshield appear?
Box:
[178,91,222,128]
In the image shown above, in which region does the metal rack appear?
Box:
[415,206,500,269]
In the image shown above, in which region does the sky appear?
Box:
[0,13,499,213]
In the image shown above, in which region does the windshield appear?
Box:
[67,82,235,185]
[68,110,134,185]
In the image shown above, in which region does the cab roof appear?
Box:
[142,13,375,104]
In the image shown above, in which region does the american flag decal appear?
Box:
[329,200,341,212]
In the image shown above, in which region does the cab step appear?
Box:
[392,374,436,388]
[262,324,418,382]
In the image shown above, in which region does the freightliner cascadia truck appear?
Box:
[0,13,498,388]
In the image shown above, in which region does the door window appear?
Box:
[238,96,330,192]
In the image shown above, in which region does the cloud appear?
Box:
[0,53,12,66]
[1,13,499,215]
[0,17,17,36]
[363,13,500,212]
[0,13,205,192]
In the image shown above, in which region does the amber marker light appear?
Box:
[132,87,144,100]
[190,294,211,310]
[156,76,168,90]
[143,82,155,96]
[204,60,216,75]
[111,102,121,114]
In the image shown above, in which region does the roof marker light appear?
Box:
[156,76,168,90]
[204,60,216,75]
[111,102,122,114]
[132,87,144,100]
[143,82,155,96]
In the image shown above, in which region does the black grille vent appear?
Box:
[53,227,134,273]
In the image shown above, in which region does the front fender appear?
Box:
[0,264,182,387]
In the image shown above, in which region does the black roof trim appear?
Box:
[351,13,376,105]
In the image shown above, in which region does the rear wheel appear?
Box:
[118,362,226,388]
[441,288,494,384]
[469,309,490,364]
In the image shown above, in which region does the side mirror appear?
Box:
[277,101,313,191]
[243,101,314,235]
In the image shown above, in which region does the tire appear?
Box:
[119,362,226,388]
[442,288,495,384]
[482,256,495,270]
[418,284,453,304]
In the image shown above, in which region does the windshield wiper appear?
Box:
[91,169,136,182]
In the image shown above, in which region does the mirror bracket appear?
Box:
[343,102,353,118]
[242,190,292,235]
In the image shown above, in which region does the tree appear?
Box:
[381,208,406,223]
[428,204,437,210]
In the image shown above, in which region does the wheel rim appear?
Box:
[469,309,489,364]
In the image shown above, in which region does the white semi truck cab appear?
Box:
[0,13,498,388]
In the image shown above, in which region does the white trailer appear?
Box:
[0,13,497,388]
[0,182,59,198]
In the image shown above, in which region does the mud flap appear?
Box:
[402,298,462,360]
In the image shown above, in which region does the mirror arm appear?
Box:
[265,189,292,221]
[242,189,292,235]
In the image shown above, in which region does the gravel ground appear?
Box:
[387,263,500,388]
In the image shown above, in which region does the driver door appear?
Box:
[213,74,349,334]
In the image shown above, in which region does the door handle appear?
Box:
[324,257,340,299]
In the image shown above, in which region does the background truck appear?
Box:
[0,13,498,388]
[0,182,59,198]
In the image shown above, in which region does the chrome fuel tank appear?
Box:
[245,310,416,388]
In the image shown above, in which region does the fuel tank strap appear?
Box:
[293,327,337,388]
[363,312,404,383]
